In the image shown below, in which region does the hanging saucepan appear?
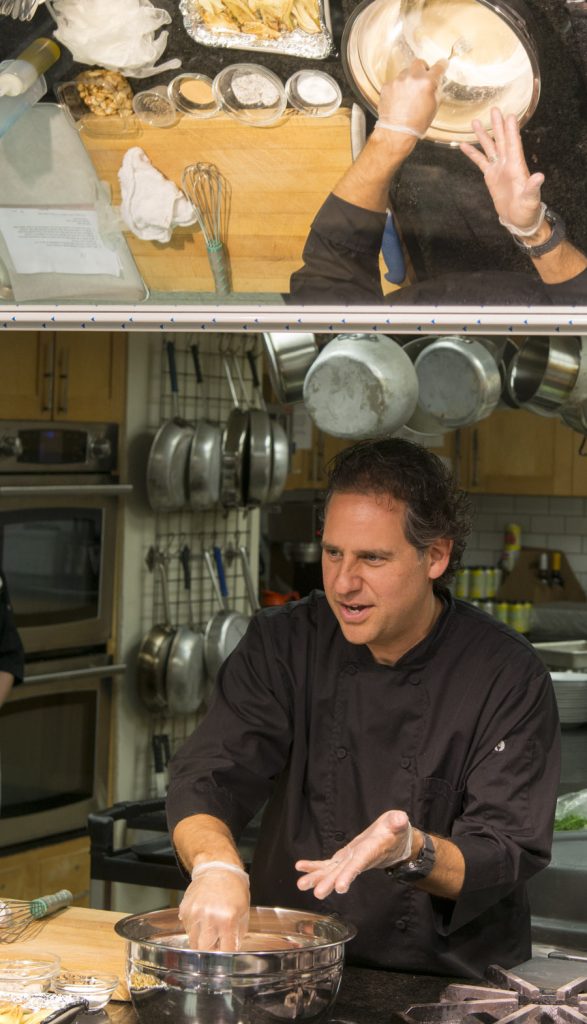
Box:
[303,333,418,439]
[267,418,290,502]
[262,332,319,405]
[341,0,541,146]
[220,354,250,509]
[506,335,583,416]
[203,547,251,684]
[246,347,290,502]
[413,335,502,429]
[187,342,223,510]
[137,550,175,714]
[231,351,272,508]
[147,340,193,512]
[560,337,587,433]
[165,545,206,716]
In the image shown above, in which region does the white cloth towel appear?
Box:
[118,147,197,243]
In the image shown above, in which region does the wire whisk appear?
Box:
[0,889,73,942]
[182,162,232,296]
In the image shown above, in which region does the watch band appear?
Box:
[511,209,566,257]
[385,831,436,884]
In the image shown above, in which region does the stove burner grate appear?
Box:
[402,961,587,1024]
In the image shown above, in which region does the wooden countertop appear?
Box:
[80,110,354,296]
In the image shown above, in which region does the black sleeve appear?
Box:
[0,572,24,684]
[543,266,587,302]
[288,193,387,305]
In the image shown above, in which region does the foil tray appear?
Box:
[179,0,334,58]
[533,640,587,669]
[0,991,88,1024]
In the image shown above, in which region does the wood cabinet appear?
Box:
[458,408,587,496]
[0,835,90,905]
[0,333,126,422]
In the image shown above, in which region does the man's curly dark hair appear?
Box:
[322,437,472,587]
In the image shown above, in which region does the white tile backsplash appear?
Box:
[464,493,587,596]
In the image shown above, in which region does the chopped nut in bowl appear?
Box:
[55,70,139,138]
[53,972,118,1012]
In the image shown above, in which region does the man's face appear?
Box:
[321,491,451,663]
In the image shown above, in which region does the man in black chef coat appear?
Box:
[288,59,587,305]
[167,437,560,979]
[0,570,23,707]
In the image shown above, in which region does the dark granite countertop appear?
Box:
[2,0,586,285]
[105,964,454,1024]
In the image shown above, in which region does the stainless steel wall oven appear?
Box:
[0,421,129,849]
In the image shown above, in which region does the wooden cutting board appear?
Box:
[0,907,130,1001]
[80,109,353,295]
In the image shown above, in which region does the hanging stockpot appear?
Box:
[342,0,541,145]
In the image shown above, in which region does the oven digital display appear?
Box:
[18,429,87,465]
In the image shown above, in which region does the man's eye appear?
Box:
[363,554,382,563]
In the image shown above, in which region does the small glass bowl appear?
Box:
[285,70,342,117]
[132,86,177,128]
[53,971,119,1012]
[0,954,61,993]
[168,73,220,119]
[212,64,287,126]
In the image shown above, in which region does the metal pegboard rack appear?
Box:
[141,331,263,790]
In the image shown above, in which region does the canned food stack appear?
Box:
[454,565,534,633]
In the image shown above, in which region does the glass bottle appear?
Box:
[0,38,60,97]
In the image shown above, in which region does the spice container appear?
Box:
[132,86,177,128]
[285,70,341,116]
[212,64,286,126]
[53,971,118,1011]
[168,73,219,119]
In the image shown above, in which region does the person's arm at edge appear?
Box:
[461,110,587,286]
[173,812,244,875]
[0,671,14,708]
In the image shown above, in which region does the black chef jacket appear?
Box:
[167,589,560,979]
[287,193,587,305]
[0,572,24,685]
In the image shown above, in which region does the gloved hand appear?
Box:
[178,861,250,951]
[295,811,413,899]
[460,107,546,235]
[376,59,448,140]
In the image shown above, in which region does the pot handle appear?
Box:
[180,544,196,628]
[213,545,230,600]
[165,339,180,419]
[203,548,228,611]
[239,545,261,613]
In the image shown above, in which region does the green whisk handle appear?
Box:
[207,241,231,295]
[30,889,74,919]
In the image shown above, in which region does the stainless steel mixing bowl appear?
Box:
[342,0,540,145]
[115,906,357,1024]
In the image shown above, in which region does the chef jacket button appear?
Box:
[334,831,346,841]
[336,746,348,759]
[409,676,420,686]
[400,757,411,769]
[346,664,358,675]
[395,919,407,931]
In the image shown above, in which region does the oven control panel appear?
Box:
[0,422,118,472]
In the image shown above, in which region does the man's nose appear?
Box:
[333,558,362,593]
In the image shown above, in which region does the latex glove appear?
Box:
[178,864,250,951]
[295,811,413,899]
[376,59,448,140]
[460,107,545,233]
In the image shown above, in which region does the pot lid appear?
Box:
[342,0,540,145]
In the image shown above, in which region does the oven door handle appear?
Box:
[0,484,133,496]
[25,663,127,684]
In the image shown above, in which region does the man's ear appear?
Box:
[427,538,453,580]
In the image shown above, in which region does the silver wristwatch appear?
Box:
[511,208,566,257]
[385,831,436,884]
